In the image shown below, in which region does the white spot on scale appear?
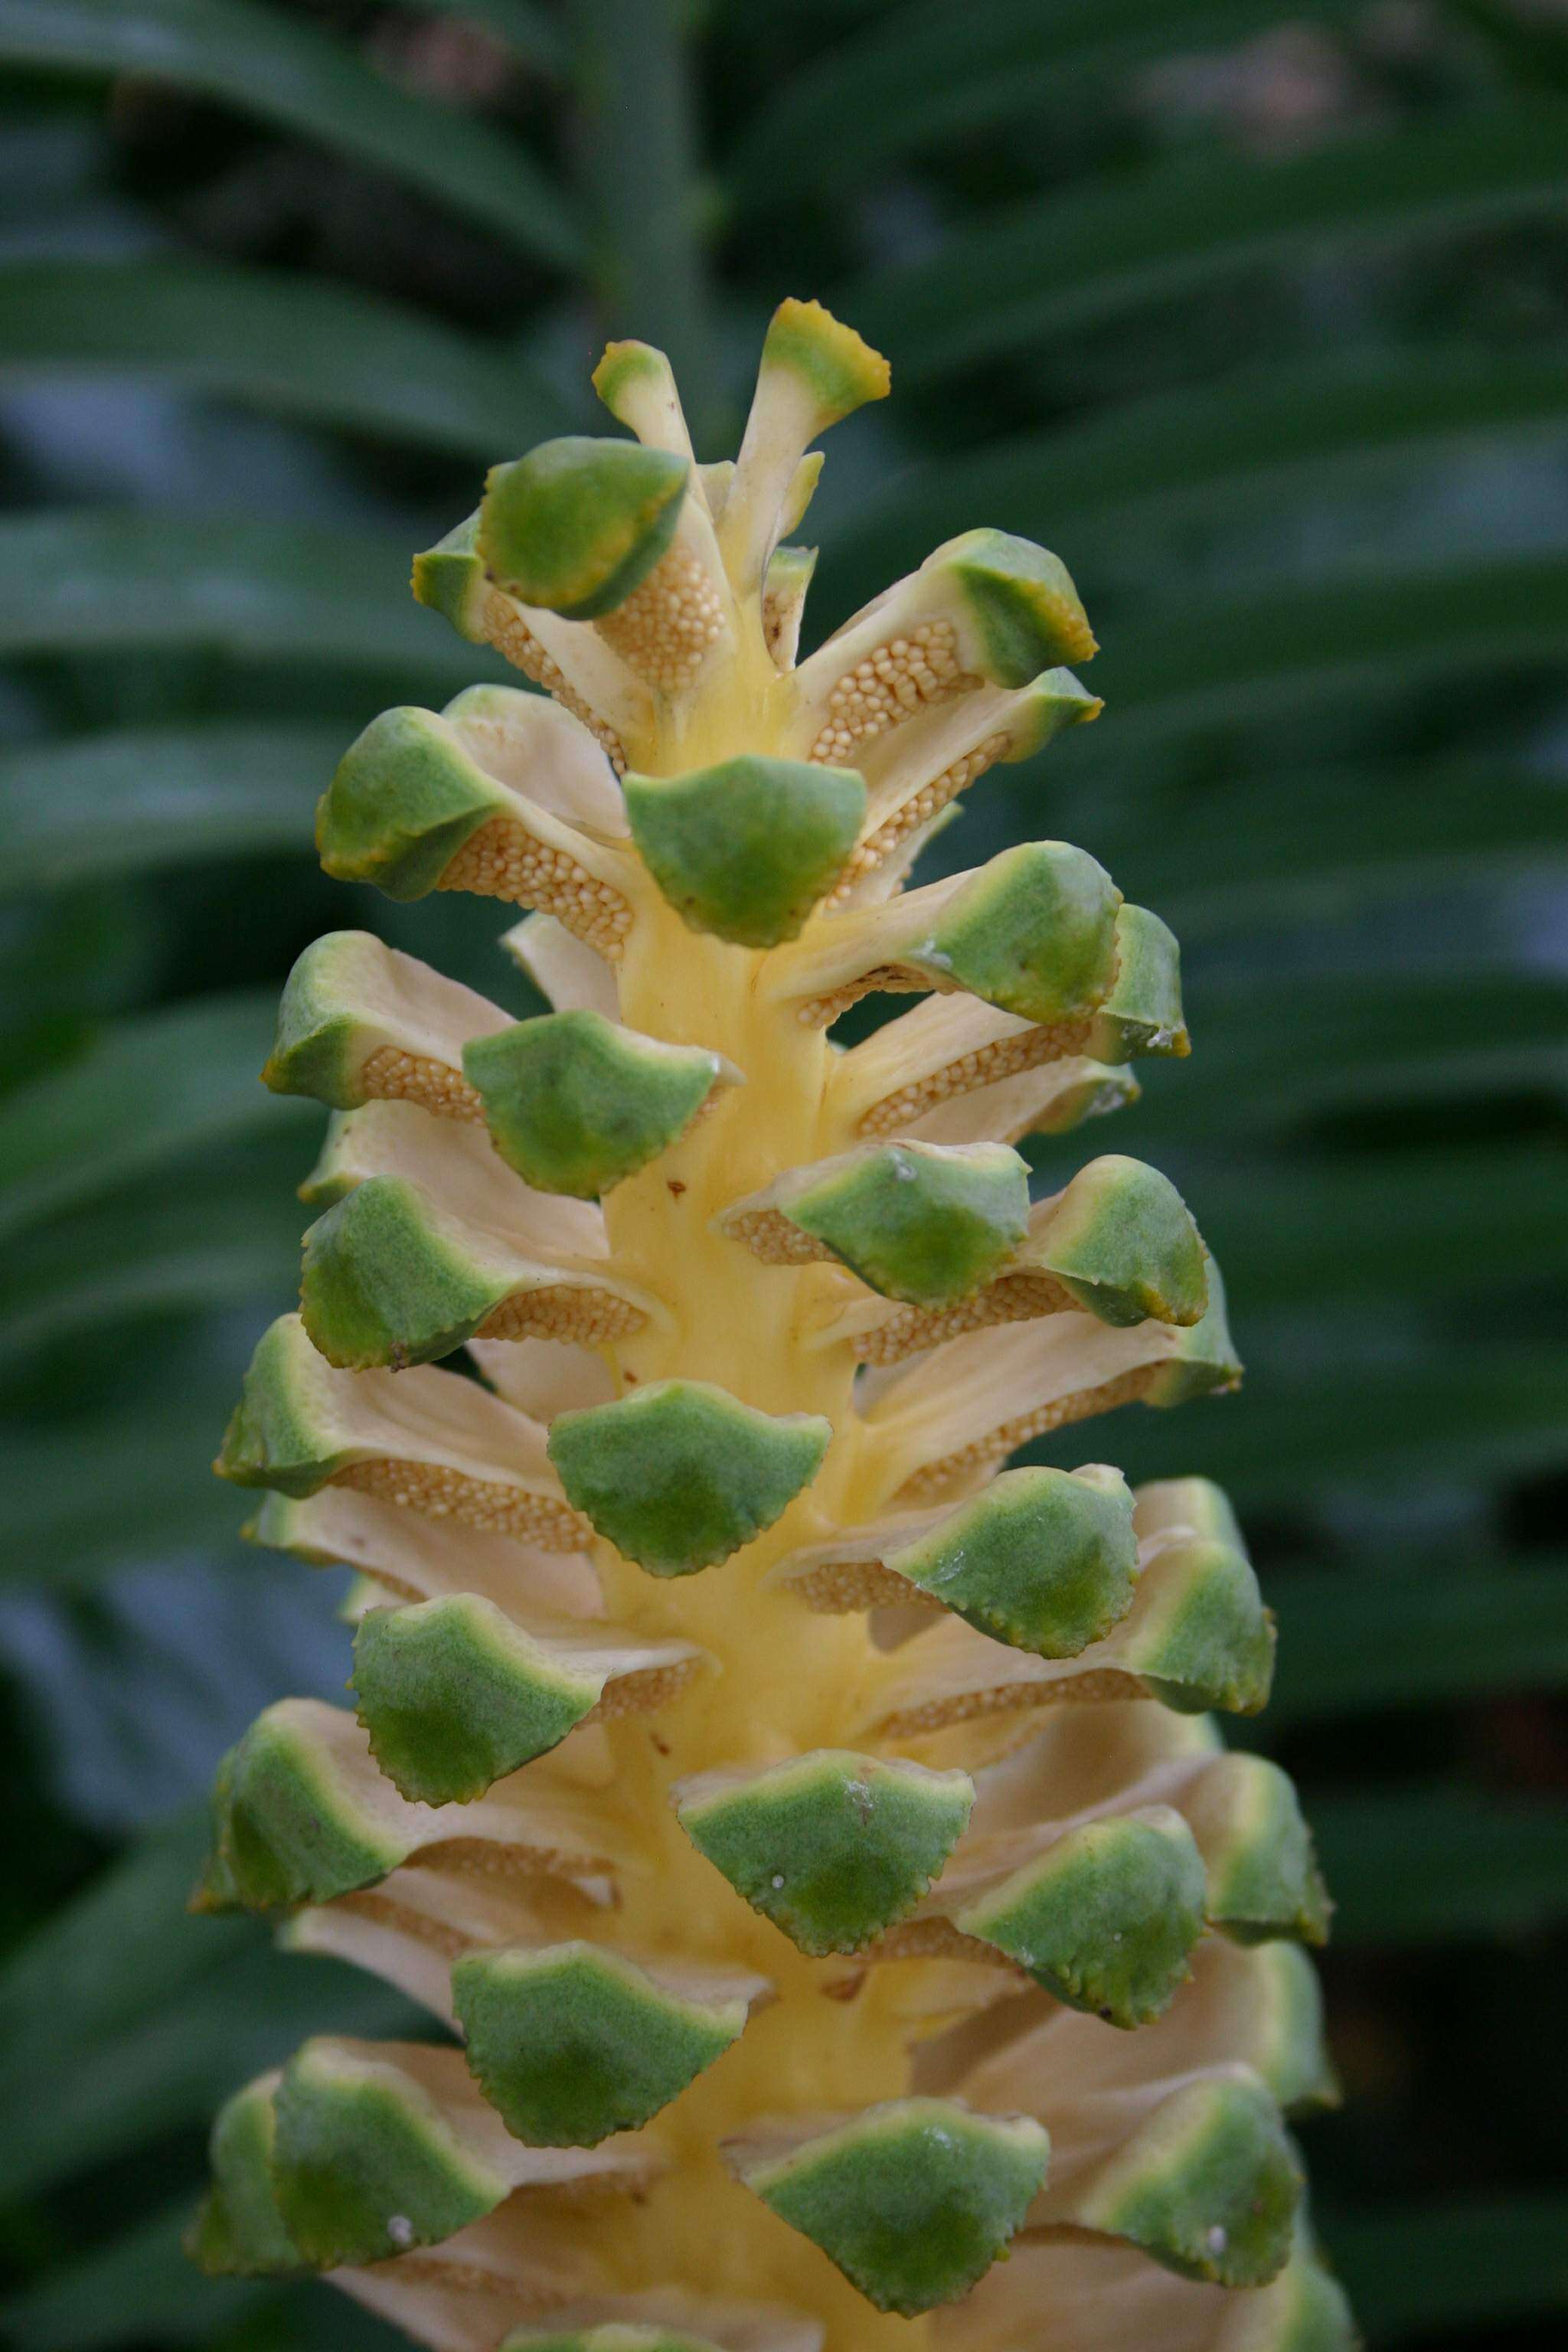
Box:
[387,2215,415,2249]
[771,1873,786,1890]
[1207,2225,1228,2256]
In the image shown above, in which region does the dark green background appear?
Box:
[2,1,1566,2342]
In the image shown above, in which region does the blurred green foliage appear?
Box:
[1,0,1566,2342]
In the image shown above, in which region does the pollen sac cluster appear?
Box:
[192,299,1352,2352]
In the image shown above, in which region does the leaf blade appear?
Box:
[848,100,1568,379]
[822,343,1568,612]
[1269,1559,1568,1726]
[730,0,1368,205]
[1314,1788,1568,1944]
[1326,2195,1568,2336]
[0,259,567,460]
[0,510,501,689]
[0,0,580,266]
[0,992,308,1240]
[0,723,339,896]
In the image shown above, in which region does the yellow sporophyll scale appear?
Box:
[196,301,1348,2352]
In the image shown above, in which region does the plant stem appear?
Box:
[567,0,723,447]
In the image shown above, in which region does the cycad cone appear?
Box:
[194,301,1354,2352]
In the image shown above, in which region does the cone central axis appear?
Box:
[193,299,1351,2352]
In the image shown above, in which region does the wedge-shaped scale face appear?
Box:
[1089,903,1189,1061]
[319,704,509,901]
[754,297,890,437]
[262,931,505,1116]
[454,1942,760,2146]
[412,510,490,639]
[719,297,889,590]
[725,1141,1029,1304]
[412,508,649,776]
[957,1737,1327,1971]
[197,1701,407,1913]
[795,532,1096,773]
[953,1807,1207,2028]
[927,844,1121,1027]
[939,528,1099,686]
[299,1174,647,1372]
[548,1380,830,1575]
[861,1529,1274,1742]
[1186,1755,1332,1947]
[675,1751,973,1955]
[727,2099,1049,2316]
[1056,2071,1302,2288]
[356,1592,701,1806]
[192,1695,624,1914]
[1036,1155,1208,1328]
[479,436,690,620]
[188,2074,305,2278]
[315,701,630,956]
[1132,1539,1277,1717]
[788,843,1122,1031]
[1240,1944,1341,2117]
[465,1011,734,1196]
[594,338,701,452]
[271,2040,503,2266]
[624,756,866,948]
[353,1595,607,1804]
[827,1156,1209,1365]
[774,1464,1138,1658]
[216,1314,588,1550]
[267,2037,649,2269]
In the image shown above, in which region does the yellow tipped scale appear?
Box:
[191,303,1347,2352]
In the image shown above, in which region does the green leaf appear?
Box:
[1172,1148,1568,1314]
[1269,1559,1568,1726]
[0,1811,414,2207]
[0,724,339,896]
[1089,764,1568,944]
[1313,1789,1568,1944]
[0,994,311,1241]
[1124,969,1568,1145]
[0,511,504,688]
[0,260,568,460]
[1327,2194,1568,2336]
[2,1373,265,1585]
[823,344,1568,611]
[0,1138,307,1366]
[1034,1335,1568,1502]
[0,0,580,266]
[0,1811,248,2099]
[1090,552,1568,750]
[416,0,564,73]
[848,100,1568,378]
[731,0,1367,206]
[0,2196,270,2349]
